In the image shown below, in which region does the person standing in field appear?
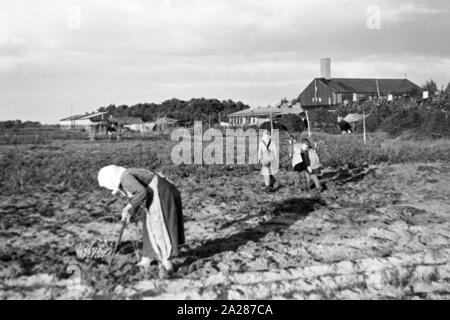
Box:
[288,134,299,186]
[258,130,279,192]
[290,135,303,187]
[98,165,185,273]
[293,138,322,193]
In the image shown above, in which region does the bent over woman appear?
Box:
[98,165,185,272]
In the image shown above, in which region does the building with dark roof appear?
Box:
[59,112,108,131]
[298,59,422,107]
[228,103,304,127]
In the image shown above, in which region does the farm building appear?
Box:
[155,117,179,128]
[228,103,304,127]
[148,117,180,132]
[108,117,147,132]
[108,116,180,133]
[298,58,422,108]
[59,112,108,132]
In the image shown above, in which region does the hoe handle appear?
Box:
[108,221,127,273]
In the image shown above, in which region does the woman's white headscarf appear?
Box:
[98,165,127,195]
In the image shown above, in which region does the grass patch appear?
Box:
[0,131,449,195]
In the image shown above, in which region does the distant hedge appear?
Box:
[97,98,250,124]
[306,92,450,139]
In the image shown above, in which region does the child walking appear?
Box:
[293,138,322,193]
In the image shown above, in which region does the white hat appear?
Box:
[98,165,127,195]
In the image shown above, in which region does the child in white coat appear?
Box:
[258,130,279,192]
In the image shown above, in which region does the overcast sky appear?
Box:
[0,0,449,123]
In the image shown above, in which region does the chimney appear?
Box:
[320,58,331,80]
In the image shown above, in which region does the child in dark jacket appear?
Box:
[293,139,322,192]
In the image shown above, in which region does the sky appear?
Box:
[0,0,449,123]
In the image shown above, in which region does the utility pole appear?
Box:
[305,110,311,138]
[314,80,318,105]
[69,106,74,130]
[363,109,367,145]
[375,79,380,99]
[269,106,273,132]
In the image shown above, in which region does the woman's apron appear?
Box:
[142,175,185,261]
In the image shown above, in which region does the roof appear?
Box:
[228,103,304,118]
[155,117,178,125]
[82,111,108,119]
[59,112,108,122]
[317,78,421,94]
[109,117,144,125]
[60,114,86,121]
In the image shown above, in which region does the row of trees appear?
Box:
[422,79,450,95]
[0,120,42,129]
[97,98,249,124]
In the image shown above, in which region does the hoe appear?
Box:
[107,220,127,273]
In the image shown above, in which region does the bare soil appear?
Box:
[1,162,449,299]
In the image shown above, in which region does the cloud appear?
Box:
[384,1,449,20]
[0,0,449,122]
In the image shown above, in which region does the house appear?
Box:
[59,112,108,132]
[108,116,180,133]
[109,116,146,132]
[298,58,422,107]
[228,103,304,127]
[153,117,179,131]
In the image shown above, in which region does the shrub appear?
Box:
[303,92,450,139]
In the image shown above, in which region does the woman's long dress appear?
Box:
[120,169,185,261]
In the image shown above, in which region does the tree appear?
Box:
[445,82,450,93]
[0,120,41,129]
[280,97,289,105]
[422,79,438,95]
[96,98,249,124]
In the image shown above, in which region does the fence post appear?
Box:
[305,110,311,138]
